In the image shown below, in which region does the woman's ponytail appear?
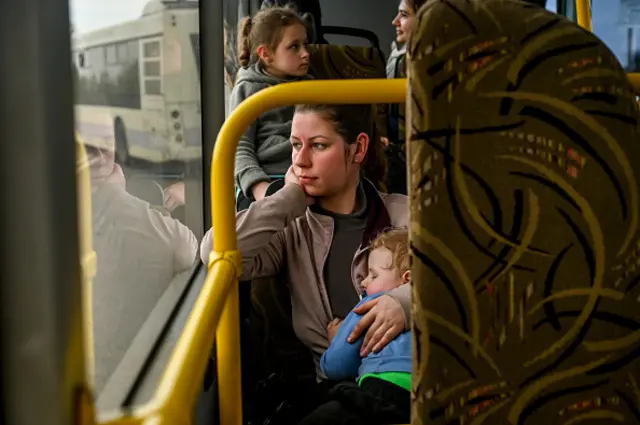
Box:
[362,122,388,192]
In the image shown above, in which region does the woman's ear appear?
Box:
[353,132,369,164]
[401,270,411,284]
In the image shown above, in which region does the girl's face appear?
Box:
[392,0,416,44]
[289,111,367,198]
[260,23,310,77]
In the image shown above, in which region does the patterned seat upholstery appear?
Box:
[409,1,640,424]
[308,44,389,141]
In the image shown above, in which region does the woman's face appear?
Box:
[290,111,367,198]
[392,0,415,44]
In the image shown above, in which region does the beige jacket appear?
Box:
[200,181,410,378]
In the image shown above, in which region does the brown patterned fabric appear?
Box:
[308,44,389,139]
[408,1,640,424]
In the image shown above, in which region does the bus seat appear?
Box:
[320,26,381,50]
[409,1,640,424]
[308,44,389,140]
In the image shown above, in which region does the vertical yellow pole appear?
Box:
[216,285,241,425]
[575,0,592,31]
[75,134,97,390]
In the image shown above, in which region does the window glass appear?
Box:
[591,0,638,71]
[117,42,130,63]
[558,0,637,71]
[106,44,117,64]
[144,79,162,95]
[144,40,161,58]
[144,61,161,77]
[70,0,202,404]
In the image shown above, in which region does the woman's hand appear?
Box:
[285,166,314,205]
[348,295,406,356]
[327,318,343,343]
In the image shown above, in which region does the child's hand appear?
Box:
[327,318,343,343]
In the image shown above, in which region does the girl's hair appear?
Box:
[261,0,322,42]
[294,104,388,191]
[237,6,307,68]
[370,228,410,274]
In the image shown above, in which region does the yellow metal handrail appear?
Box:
[96,78,407,425]
[575,0,592,32]
[76,133,97,389]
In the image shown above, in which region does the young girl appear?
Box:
[232,6,312,208]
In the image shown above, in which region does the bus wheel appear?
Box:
[114,119,130,166]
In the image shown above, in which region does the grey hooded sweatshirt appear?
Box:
[231,63,311,196]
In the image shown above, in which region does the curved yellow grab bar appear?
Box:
[97,78,407,425]
[211,78,408,249]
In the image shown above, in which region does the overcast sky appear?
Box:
[70,0,156,33]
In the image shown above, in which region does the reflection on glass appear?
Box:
[70,0,202,400]
[591,0,640,72]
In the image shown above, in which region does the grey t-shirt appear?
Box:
[312,184,368,318]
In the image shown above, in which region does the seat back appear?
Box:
[409,1,640,423]
[308,44,389,140]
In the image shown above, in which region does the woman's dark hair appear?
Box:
[294,104,388,191]
[237,6,307,68]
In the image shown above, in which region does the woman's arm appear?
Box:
[200,183,308,280]
[347,289,409,357]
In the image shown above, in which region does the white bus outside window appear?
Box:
[72,1,201,165]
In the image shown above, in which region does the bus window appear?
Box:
[592,0,640,72]
[558,0,639,72]
[69,0,203,408]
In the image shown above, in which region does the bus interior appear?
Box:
[2,0,639,425]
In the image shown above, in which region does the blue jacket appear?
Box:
[320,292,412,381]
